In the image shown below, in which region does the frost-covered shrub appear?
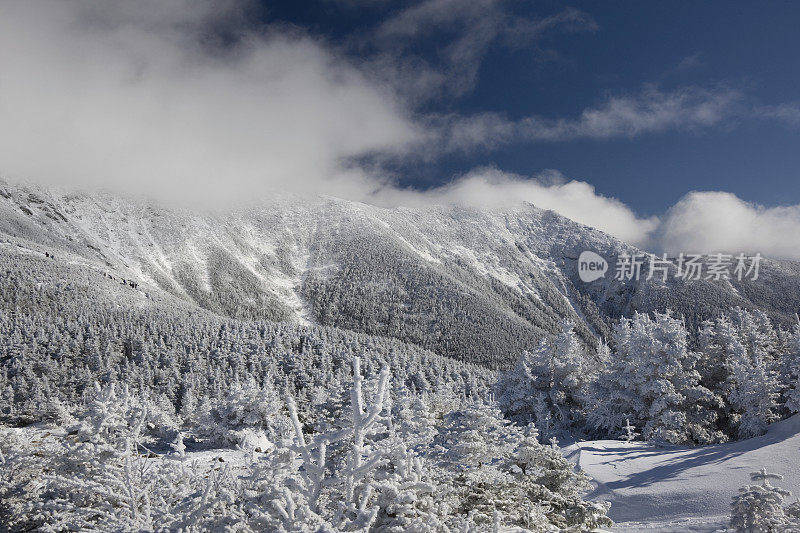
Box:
[392,395,438,453]
[0,427,49,532]
[240,440,332,531]
[730,468,797,533]
[38,397,77,427]
[135,391,180,441]
[439,403,517,469]
[199,378,291,447]
[437,409,609,531]
[21,383,228,531]
[371,450,449,533]
[29,383,157,530]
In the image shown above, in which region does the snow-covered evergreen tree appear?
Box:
[620,419,639,443]
[730,468,793,533]
[371,446,447,532]
[785,322,800,415]
[727,344,782,439]
[441,402,517,469]
[588,311,723,444]
[699,309,783,439]
[199,377,290,448]
[496,319,592,435]
[392,394,438,453]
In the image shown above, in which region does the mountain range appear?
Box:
[2,179,798,368]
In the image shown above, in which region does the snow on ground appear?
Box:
[566,415,800,532]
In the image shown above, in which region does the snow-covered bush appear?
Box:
[392,395,438,453]
[371,446,448,532]
[22,383,245,531]
[199,377,291,448]
[440,403,517,469]
[30,383,159,530]
[240,439,332,531]
[437,409,609,531]
[0,426,49,532]
[730,468,798,533]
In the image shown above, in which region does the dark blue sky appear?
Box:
[259,0,800,217]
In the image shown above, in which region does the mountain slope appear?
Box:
[1,180,798,368]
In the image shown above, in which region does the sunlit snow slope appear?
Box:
[569,415,800,532]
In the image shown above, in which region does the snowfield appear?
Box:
[568,415,800,531]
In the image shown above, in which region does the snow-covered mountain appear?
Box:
[1,180,798,368]
[4,180,800,533]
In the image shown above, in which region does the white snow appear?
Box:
[567,414,800,531]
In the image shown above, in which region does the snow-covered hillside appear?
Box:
[2,180,798,368]
[569,415,800,531]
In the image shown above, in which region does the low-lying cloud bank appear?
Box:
[1,1,799,260]
[378,169,800,261]
[656,191,800,260]
[375,168,659,247]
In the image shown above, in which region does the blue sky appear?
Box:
[262,0,800,216]
[2,1,800,256]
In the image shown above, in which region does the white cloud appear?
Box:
[372,168,659,246]
[0,0,419,205]
[366,1,596,101]
[755,103,800,126]
[663,53,705,77]
[656,191,800,260]
[438,86,743,151]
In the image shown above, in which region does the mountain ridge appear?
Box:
[1,179,798,368]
